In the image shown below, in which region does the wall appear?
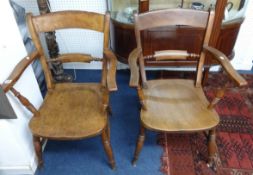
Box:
[49,0,107,69]
[0,0,43,174]
[13,0,107,70]
[232,0,253,70]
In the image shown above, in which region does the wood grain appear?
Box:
[128,48,140,87]
[154,50,199,60]
[29,83,106,139]
[136,9,209,31]
[2,51,39,92]
[10,87,39,116]
[33,11,105,33]
[103,49,118,91]
[141,80,219,132]
[47,53,98,63]
[27,13,54,89]
[203,45,247,87]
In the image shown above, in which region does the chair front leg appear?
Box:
[101,129,116,169]
[207,128,217,169]
[132,125,146,166]
[33,136,43,168]
[106,118,111,142]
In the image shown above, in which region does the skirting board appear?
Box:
[0,165,36,175]
[0,140,47,175]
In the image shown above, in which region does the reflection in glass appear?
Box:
[109,0,138,24]
[149,0,216,11]
[108,0,248,24]
[223,0,249,22]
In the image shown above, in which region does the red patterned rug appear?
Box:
[158,74,253,175]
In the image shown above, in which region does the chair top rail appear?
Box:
[135,8,209,31]
[31,11,105,33]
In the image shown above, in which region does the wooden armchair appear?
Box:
[129,9,247,168]
[1,11,117,169]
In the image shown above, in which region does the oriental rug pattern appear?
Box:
[158,74,253,175]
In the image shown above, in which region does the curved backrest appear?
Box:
[133,8,215,87]
[26,11,110,89]
[135,8,209,31]
[32,11,106,33]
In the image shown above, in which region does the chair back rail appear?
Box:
[32,11,105,33]
[129,8,247,109]
[26,11,116,91]
[135,9,209,31]
[133,9,213,87]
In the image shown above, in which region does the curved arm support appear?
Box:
[2,51,40,92]
[203,45,247,87]
[129,48,141,87]
[103,49,118,91]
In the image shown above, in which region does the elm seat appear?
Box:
[141,80,219,132]
[29,83,107,139]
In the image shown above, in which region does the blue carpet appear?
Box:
[35,69,163,175]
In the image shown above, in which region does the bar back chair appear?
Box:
[1,11,117,169]
[129,8,247,168]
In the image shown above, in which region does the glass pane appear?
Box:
[150,0,217,11]
[109,0,138,24]
[150,0,182,10]
[223,0,248,22]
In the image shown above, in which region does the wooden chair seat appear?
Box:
[29,83,107,139]
[141,79,219,132]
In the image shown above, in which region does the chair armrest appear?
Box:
[47,53,99,63]
[103,49,117,91]
[203,45,247,87]
[129,48,141,87]
[2,51,40,92]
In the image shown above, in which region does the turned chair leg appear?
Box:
[132,125,146,166]
[33,136,43,167]
[106,119,111,142]
[207,129,217,168]
[101,129,116,169]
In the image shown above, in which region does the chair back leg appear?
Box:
[33,136,43,167]
[207,129,217,169]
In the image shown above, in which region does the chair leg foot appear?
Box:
[101,129,116,169]
[33,136,43,168]
[207,129,217,169]
[132,125,145,166]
